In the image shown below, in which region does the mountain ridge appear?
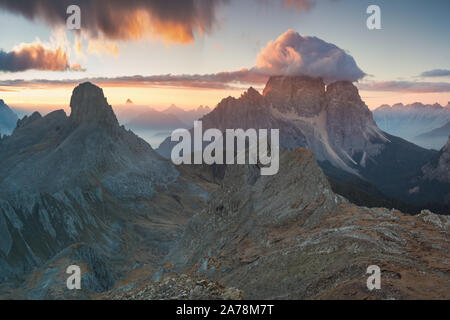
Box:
[158,75,440,207]
[373,102,450,149]
[0,99,19,136]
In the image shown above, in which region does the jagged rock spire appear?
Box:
[70,82,119,128]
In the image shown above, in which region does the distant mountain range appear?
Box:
[158,75,447,209]
[373,102,450,150]
[113,103,211,148]
[0,99,18,136]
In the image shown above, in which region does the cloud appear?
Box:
[0,71,266,90]
[0,0,227,45]
[420,69,450,78]
[358,81,450,93]
[0,41,83,72]
[253,30,366,82]
[283,0,315,11]
[0,30,367,84]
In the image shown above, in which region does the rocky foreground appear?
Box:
[98,148,450,300]
[159,148,450,299]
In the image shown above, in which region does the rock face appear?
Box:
[158,75,436,206]
[0,83,211,293]
[0,99,18,136]
[165,148,450,299]
[373,102,450,150]
[70,82,119,129]
[263,75,325,116]
[423,136,450,183]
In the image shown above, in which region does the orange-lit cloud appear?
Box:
[0,0,227,45]
[283,0,315,11]
[0,41,83,72]
[87,39,119,57]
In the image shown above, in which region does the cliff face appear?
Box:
[263,75,325,116]
[69,82,119,129]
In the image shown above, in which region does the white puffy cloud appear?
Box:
[253,30,366,82]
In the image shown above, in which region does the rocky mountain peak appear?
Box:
[70,82,119,128]
[326,81,360,101]
[263,75,325,116]
[325,80,372,117]
[263,75,325,96]
[241,87,263,102]
[324,79,383,164]
[16,111,42,129]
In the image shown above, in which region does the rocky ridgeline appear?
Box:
[163,148,450,299]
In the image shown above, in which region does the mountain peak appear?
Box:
[241,87,262,101]
[263,75,325,96]
[325,80,361,103]
[70,82,118,128]
[262,75,325,116]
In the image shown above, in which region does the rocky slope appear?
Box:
[0,99,18,136]
[163,148,450,299]
[373,102,450,150]
[157,75,437,207]
[101,273,242,300]
[0,83,214,298]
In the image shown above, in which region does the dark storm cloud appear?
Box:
[0,0,228,44]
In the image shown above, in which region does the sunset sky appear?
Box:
[0,0,449,114]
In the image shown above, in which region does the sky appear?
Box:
[0,0,449,113]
